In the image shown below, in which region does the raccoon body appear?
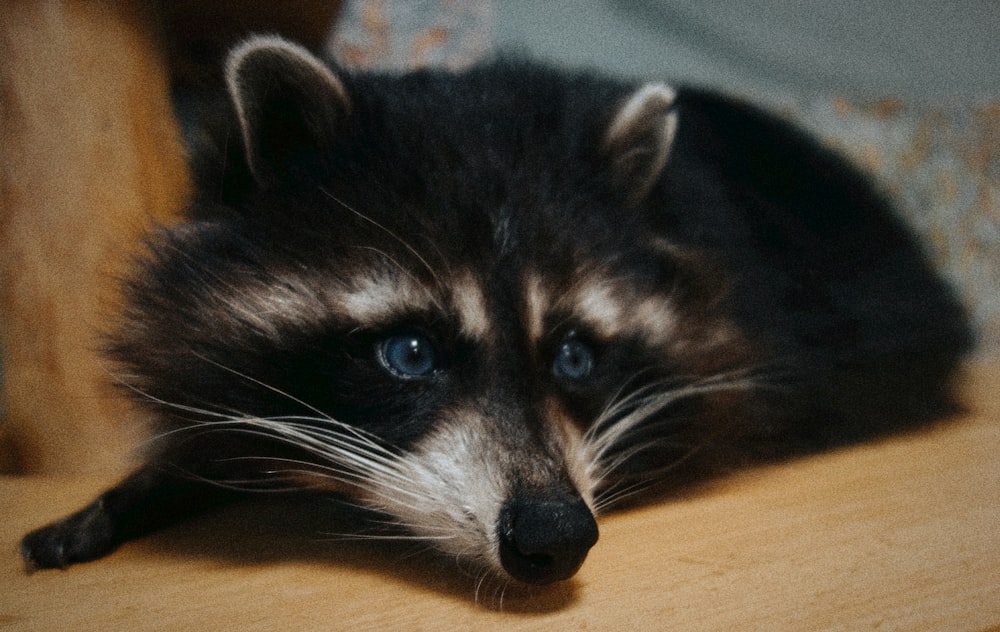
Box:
[21,36,970,586]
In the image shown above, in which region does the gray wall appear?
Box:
[495,1,1000,103]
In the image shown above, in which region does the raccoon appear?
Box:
[20,35,971,586]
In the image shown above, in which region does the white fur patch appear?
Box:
[568,272,679,347]
[202,273,330,338]
[544,397,596,510]
[450,272,491,339]
[572,281,626,339]
[524,269,679,346]
[338,271,438,326]
[629,294,681,346]
[524,270,680,347]
[198,262,442,338]
[523,272,550,343]
[359,409,510,571]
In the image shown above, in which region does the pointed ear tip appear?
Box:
[225,34,312,81]
[223,33,349,109]
[222,34,351,188]
[227,33,308,61]
[604,81,680,206]
[605,81,679,148]
[636,82,678,109]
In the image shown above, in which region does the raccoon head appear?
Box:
[116,36,751,586]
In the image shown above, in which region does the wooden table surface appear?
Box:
[2,364,998,631]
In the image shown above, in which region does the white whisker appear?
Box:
[187,351,337,423]
[318,187,446,295]
[583,365,788,509]
[318,531,455,542]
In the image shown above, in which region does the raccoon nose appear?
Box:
[496,491,599,585]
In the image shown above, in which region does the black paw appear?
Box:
[20,500,118,572]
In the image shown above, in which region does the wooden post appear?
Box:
[0,2,191,474]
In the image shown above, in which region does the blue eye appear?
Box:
[378,333,438,378]
[553,338,595,381]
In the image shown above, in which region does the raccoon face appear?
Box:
[116,36,751,585]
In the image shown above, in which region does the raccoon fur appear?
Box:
[21,35,971,586]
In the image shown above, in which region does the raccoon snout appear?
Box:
[496,490,599,585]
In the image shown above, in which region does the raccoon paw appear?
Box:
[20,500,118,572]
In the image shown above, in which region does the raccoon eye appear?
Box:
[378,333,438,378]
[552,338,595,382]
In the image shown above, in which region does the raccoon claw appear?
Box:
[20,536,65,573]
[20,501,118,572]
[21,528,71,571]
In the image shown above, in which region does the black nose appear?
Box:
[496,490,599,585]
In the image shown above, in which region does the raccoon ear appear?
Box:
[603,83,678,207]
[225,35,351,188]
